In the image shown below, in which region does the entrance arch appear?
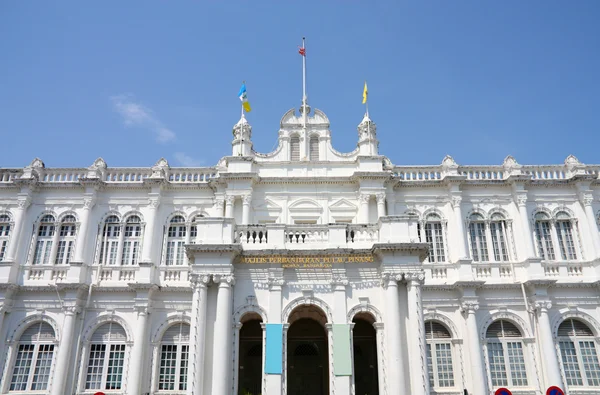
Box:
[352,313,379,395]
[287,305,329,395]
[238,313,263,395]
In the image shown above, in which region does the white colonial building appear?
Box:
[0,102,599,395]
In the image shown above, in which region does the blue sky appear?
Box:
[1,1,599,168]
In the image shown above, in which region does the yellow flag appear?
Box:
[362,81,368,104]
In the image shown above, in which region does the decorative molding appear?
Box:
[346,303,383,323]
[282,295,333,324]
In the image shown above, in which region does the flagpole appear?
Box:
[241,80,245,119]
[302,37,307,129]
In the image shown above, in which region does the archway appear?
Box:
[353,313,379,395]
[238,313,263,395]
[287,305,329,395]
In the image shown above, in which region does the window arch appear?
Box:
[557,318,600,387]
[485,320,528,387]
[309,135,319,161]
[98,215,121,265]
[32,215,56,265]
[55,214,77,265]
[468,213,489,262]
[85,322,127,390]
[534,210,579,261]
[418,213,446,263]
[0,213,11,261]
[290,135,300,162]
[164,216,186,266]
[425,321,454,388]
[157,323,190,391]
[9,322,56,391]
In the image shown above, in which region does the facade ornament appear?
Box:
[148,196,161,209]
[450,195,462,209]
[375,193,386,204]
[150,158,169,179]
[358,194,370,204]
[189,273,211,289]
[213,274,236,286]
[516,193,528,207]
[530,300,552,315]
[85,157,107,180]
[242,194,253,205]
[381,272,402,287]
[225,195,236,205]
[502,155,522,175]
[268,277,285,290]
[16,196,32,210]
[565,154,586,177]
[62,305,82,315]
[83,195,96,210]
[441,155,459,176]
[580,192,594,207]
[214,198,225,211]
[460,301,479,314]
[404,272,425,285]
[330,277,349,287]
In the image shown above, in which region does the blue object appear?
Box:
[265,324,283,374]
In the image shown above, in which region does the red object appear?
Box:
[546,387,565,395]
[495,389,512,395]
[94,392,105,395]
[298,47,306,56]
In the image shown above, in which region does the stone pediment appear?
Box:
[329,199,357,212]
[289,199,323,212]
[254,198,282,212]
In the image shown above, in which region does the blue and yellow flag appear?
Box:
[238,83,251,112]
[362,81,368,104]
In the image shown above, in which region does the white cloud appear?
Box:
[111,94,175,143]
[174,152,204,167]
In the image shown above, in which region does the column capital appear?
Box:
[214,198,225,211]
[242,194,252,205]
[580,192,594,207]
[450,195,462,208]
[134,305,152,316]
[330,276,349,290]
[268,276,285,290]
[148,195,161,209]
[529,300,552,315]
[16,195,32,210]
[213,274,236,287]
[515,193,528,207]
[460,300,480,314]
[381,271,402,287]
[404,271,425,286]
[190,273,211,289]
[225,195,236,205]
[375,193,386,204]
[62,304,82,316]
[82,195,97,210]
[358,193,370,204]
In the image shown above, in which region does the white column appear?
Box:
[461,301,487,395]
[214,198,225,217]
[242,194,252,225]
[225,196,235,218]
[212,274,235,395]
[581,194,600,257]
[534,301,564,389]
[266,274,284,395]
[374,322,385,395]
[376,193,386,219]
[4,196,31,262]
[127,307,150,395]
[332,277,350,394]
[451,196,468,259]
[382,272,406,394]
[516,194,536,259]
[359,194,370,223]
[72,196,95,263]
[50,306,79,395]
[405,273,429,395]
[188,274,210,395]
[140,196,160,263]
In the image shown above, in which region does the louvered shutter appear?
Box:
[309,137,319,161]
[558,319,594,337]
[162,323,190,343]
[91,322,127,343]
[21,322,55,342]
[290,137,300,161]
[425,321,451,340]
[486,320,522,338]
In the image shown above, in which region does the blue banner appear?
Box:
[265,324,283,374]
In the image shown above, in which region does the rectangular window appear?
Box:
[535,221,555,260]
[179,345,189,390]
[33,240,53,265]
[86,344,106,389]
[506,342,528,386]
[490,221,509,261]
[469,222,488,262]
[557,221,577,260]
[487,342,508,387]
[426,343,434,389]
[159,344,177,390]
[579,340,600,386]
[0,240,7,261]
[10,344,35,391]
[435,343,455,387]
[105,344,125,389]
[424,223,445,262]
[559,341,584,386]
[30,344,54,390]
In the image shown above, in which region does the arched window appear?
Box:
[158,323,190,391]
[485,320,528,387]
[121,215,142,265]
[418,213,446,263]
[99,215,121,265]
[85,322,127,390]
[290,136,300,162]
[32,215,56,265]
[309,136,319,161]
[0,214,11,261]
[425,321,454,388]
[490,213,510,262]
[10,322,56,391]
[557,318,600,387]
[555,211,577,260]
[534,212,555,260]
[55,215,77,265]
[165,216,186,266]
[468,213,489,262]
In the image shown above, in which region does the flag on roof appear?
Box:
[238,83,251,112]
[298,46,306,56]
[362,81,368,104]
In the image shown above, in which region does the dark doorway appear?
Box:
[353,316,379,395]
[287,316,329,395]
[238,317,263,395]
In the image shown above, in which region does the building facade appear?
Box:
[0,103,599,395]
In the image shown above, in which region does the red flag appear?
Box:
[298,47,306,56]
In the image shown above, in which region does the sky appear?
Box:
[1,1,599,169]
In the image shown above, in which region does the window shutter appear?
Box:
[21,322,55,342]
[486,320,522,338]
[91,322,127,343]
[425,321,451,340]
[290,137,300,162]
[162,323,190,343]
[309,137,319,161]
[558,319,594,337]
